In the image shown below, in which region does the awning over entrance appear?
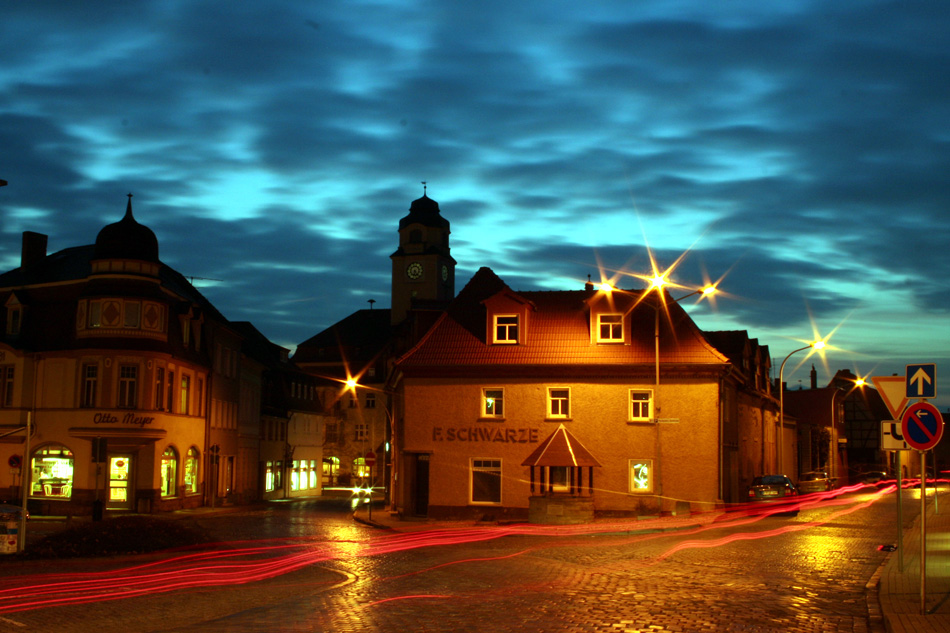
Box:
[521,423,601,467]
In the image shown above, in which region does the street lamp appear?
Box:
[777,340,825,474]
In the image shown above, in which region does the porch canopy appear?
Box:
[522,424,601,496]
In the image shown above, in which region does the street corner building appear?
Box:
[0,195,323,517]
[391,267,752,522]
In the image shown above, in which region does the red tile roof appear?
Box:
[398,267,728,372]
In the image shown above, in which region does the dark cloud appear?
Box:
[1,1,948,407]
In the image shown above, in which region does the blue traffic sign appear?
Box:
[901,401,944,451]
[906,363,936,399]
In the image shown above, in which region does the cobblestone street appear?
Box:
[0,491,913,632]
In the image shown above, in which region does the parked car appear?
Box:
[857,470,891,485]
[797,471,834,494]
[747,475,798,501]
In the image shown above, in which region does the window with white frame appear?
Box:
[629,459,653,493]
[493,314,519,344]
[547,387,570,418]
[81,363,98,408]
[597,313,623,342]
[118,365,138,409]
[629,389,653,421]
[471,458,502,504]
[482,388,504,418]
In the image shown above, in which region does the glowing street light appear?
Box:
[777,340,826,474]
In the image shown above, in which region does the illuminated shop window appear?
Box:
[309,460,318,489]
[353,457,369,480]
[471,458,502,504]
[597,313,623,342]
[629,459,653,493]
[493,315,519,344]
[323,456,340,485]
[184,447,199,494]
[482,388,504,417]
[547,388,570,418]
[161,446,178,497]
[291,460,300,491]
[629,390,653,422]
[31,445,74,498]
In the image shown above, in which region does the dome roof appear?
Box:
[398,194,450,230]
[94,194,159,262]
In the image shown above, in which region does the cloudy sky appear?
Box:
[2,1,948,409]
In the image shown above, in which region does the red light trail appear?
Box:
[0,484,898,614]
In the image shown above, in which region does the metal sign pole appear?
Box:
[920,449,927,615]
[896,450,903,572]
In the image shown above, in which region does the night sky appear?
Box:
[1,2,948,409]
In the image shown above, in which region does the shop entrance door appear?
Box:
[107,455,134,510]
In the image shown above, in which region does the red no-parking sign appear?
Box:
[901,401,944,451]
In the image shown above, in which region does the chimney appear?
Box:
[810,364,818,389]
[21,232,48,269]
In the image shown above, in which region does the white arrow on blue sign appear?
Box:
[906,363,936,399]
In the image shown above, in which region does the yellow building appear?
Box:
[0,196,321,516]
[392,268,735,521]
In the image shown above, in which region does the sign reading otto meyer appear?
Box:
[93,412,155,426]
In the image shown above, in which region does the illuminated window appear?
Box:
[184,447,199,494]
[161,446,178,497]
[323,456,340,485]
[493,315,519,344]
[0,366,13,408]
[353,457,369,479]
[31,445,74,498]
[118,365,138,408]
[597,313,623,342]
[471,458,502,504]
[547,388,570,418]
[629,459,653,493]
[629,390,653,421]
[264,461,276,492]
[482,388,504,417]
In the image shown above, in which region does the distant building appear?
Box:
[294,191,457,495]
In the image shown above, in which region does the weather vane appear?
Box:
[421,180,427,195]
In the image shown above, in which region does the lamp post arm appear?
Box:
[776,344,814,475]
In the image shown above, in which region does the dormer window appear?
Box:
[597,313,623,342]
[493,315,519,344]
[7,308,20,335]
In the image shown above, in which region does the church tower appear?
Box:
[390,187,456,325]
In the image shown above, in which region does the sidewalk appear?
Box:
[875,488,950,633]
[354,490,950,633]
